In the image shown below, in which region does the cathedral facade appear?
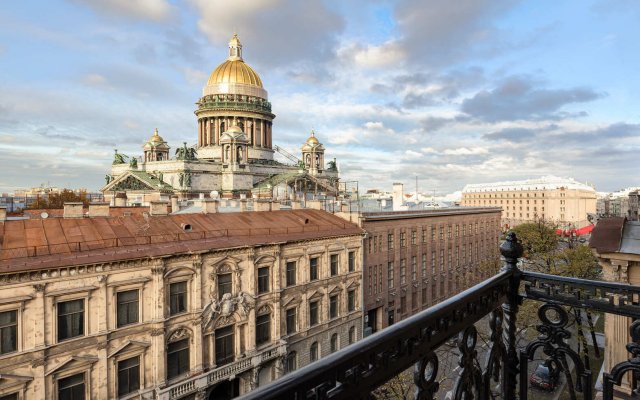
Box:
[102,35,338,205]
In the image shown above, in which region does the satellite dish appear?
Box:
[41,212,49,219]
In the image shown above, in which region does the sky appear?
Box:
[0,0,639,195]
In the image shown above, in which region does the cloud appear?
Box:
[346,41,406,68]
[461,76,604,122]
[394,0,518,67]
[190,0,344,69]
[443,147,489,155]
[483,127,538,142]
[69,0,172,22]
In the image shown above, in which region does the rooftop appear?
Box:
[462,175,595,193]
[0,209,362,273]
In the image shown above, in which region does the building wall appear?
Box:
[0,235,362,399]
[461,188,596,228]
[360,208,501,333]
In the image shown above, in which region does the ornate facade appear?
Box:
[0,206,363,399]
[102,35,339,203]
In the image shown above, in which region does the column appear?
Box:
[261,120,265,148]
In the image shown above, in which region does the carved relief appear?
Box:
[201,291,255,330]
[168,327,191,343]
[150,328,165,336]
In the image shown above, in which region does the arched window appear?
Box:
[285,351,297,373]
[330,333,338,353]
[348,326,356,344]
[310,341,318,362]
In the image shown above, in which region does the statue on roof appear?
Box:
[176,142,197,161]
[113,149,128,165]
[129,157,138,169]
[327,160,338,172]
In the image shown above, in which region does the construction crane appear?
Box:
[273,145,301,164]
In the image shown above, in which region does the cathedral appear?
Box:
[102,34,339,204]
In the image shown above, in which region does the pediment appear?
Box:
[282,295,301,308]
[108,340,151,359]
[46,356,98,377]
[0,373,33,383]
[308,289,324,300]
[103,173,156,192]
[346,279,359,289]
[328,285,342,294]
[254,254,276,265]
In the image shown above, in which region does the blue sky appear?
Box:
[0,0,639,194]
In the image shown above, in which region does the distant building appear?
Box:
[597,187,640,219]
[461,176,596,229]
[0,204,363,399]
[357,207,501,334]
[101,34,338,204]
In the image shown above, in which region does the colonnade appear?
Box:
[198,117,272,149]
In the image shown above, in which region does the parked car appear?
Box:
[530,361,560,391]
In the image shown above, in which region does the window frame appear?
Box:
[330,254,339,276]
[56,298,86,342]
[309,300,319,327]
[329,295,338,320]
[116,289,140,328]
[348,251,355,272]
[168,280,188,316]
[0,309,18,356]
[257,266,270,294]
[286,307,297,335]
[117,355,141,397]
[285,261,297,287]
[256,312,271,346]
[166,338,190,380]
[309,257,319,281]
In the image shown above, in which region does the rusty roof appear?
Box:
[589,217,625,254]
[0,209,363,273]
[22,206,152,219]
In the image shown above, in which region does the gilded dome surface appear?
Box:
[207,60,263,88]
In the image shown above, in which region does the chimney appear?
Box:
[291,201,302,210]
[307,200,323,210]
[202,199,219,214]
[240,199,248,212]
[392,182,404,211]
[114,192,127,207]
[88,202,110,217]
[0,206,6,222]
[149,201,169,216]
[272,201,280,211]
[63,202,84,219]
[171,195,179,213]
[254,199,272,212]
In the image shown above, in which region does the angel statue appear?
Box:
[112,149,128,165]
[236,291,255,316]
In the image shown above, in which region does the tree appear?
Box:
[512,220,600,279]
[27,189,90,209]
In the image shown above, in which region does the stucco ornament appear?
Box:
[201,291,255,329]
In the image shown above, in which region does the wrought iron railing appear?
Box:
[238,232,640,400]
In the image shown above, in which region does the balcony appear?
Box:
[157,342,287,400]
[239,233,640,400]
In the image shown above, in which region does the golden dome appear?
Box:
[207,60,263,88]
[206,34,263,88]
[306,130,319,145]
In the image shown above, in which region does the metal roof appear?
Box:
[0,209,363,273]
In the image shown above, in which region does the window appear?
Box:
[217,274,232,299]
[348,251,355,272]
[400,259,406,285]
[387,233,394,250]
[400,232,406,247]
[310,342,319,362]
[422,287,427,305]
[439,250,444,272]
[348,326,356,344]
[329,295,338,319]
[309,301,319,326]
[422,228,427,243]
[0,310,17,355]
[257,267,269,293]
[309,257,319,281]
[58,372,85,400]
[400,295,406,314]
[117,290,139,327]
[455,225,459,237]
[58,299,84,341]
[0,394,18,400]
[411,230,417,245]
[411,256,417,281]
[431,226,436,241]
[117,356,140,397]
[286,261,296,286]
[286,308,297,335]
[387,262,394,289]
[256,313,271,345]
[421,254,427,277]
[431,251,436,274]
[330,333,338,353]
[215,325,235,366]
[285,352,297,373]
[169,281,187,315]
[167,339,190,379]
[348,290,356,312]
[330,254,339,276]
[439,227,444,240]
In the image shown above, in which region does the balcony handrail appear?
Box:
[239,270,512,400]
[238,232,640,400]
